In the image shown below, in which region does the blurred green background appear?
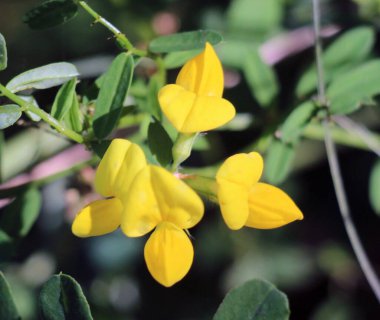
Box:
[1,0,380,319]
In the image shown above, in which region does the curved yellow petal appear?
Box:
[158,84,235,133]
[149,166,204,229]
[217,181,249,230]
[176,42,224,97]
[246,183,303,229]
[216,152,264,230]
[94,139,147,198]
[72,198,122,237]
[144,222,193,287]
[113,143,147,199]
[216,152,263,188]
[120,166,162,237]
[121,165,204,237]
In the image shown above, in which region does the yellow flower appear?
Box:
[120,165,204,287]
[72,139,146,237]
[216,152,303,230]
[158,42,235,133]
[72,139,204,287]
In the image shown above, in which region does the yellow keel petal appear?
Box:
[144,222,194,287]
[246,183,303,229]
[72,198,122,237]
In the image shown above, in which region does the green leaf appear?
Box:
[327,60,380,114]
[6,62,79,93]
[19,95,42,121]
[264,140,295,185]
[51,78,77,120]
[0,272,20,320]
[163,49,202,69]
[149,30,223,53]
[148,120,173,167]
[280,101,316,143]
[64,93,83,132]
[93,53,134,139]
[0,105,22,129]
[39,274,93,320]
[90,140,111,159]
[243,49,278,107]
[296,27,375,97]
[0,188,41,238]
[147,74,163,120]
[213,279,289,320]
[0,33,7,71]
[227,0,283,38]
[23,0,78,29]
[0,188,41,261]
[369,160,380,216]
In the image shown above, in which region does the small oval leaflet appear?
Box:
[93,53,134,139]
[6,62,79,93]
[23,0,78,29]
[0,105,22,129]
[213,279,289,320]
[149,30,223,53]
[39,273,93,320]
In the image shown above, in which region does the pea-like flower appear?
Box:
[72,139,146,237]
[158,42,236,133]
[216,152,303,230]
[72,139,204,287]
[120,165,204,287]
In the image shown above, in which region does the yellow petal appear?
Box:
[216,152,264,230]
[121,165,204,237]
[176,42,224,97]
[246,183,303,229]
[158,84,235,133]
[94,139,147,197]
[72,198,122,237]
[144,222,194,287]
[120,166,162,237]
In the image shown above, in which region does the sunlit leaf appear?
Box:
[93,53,134,139]
[0,272,20,320]
[327,60,380,114]
[243,49,278,107]
[280,101,316,143]
[0,33,7,71]
[297,27,375,97]
[213,279,289,320]
[6,62,79,93]
[0,105,22,129]
[23,0,78,29]
[148,120,173,167]
[39,274,93,320]
[149,30,223,53]
[369,160,380,216]
[51,78,77,120]
[264,139,295,185]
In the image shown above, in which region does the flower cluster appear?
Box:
[72,43,303,287]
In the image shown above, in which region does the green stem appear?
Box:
[313,0,380,303]
[0,83,84,144]
[171,133,198,172]
[77,1,147,57]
